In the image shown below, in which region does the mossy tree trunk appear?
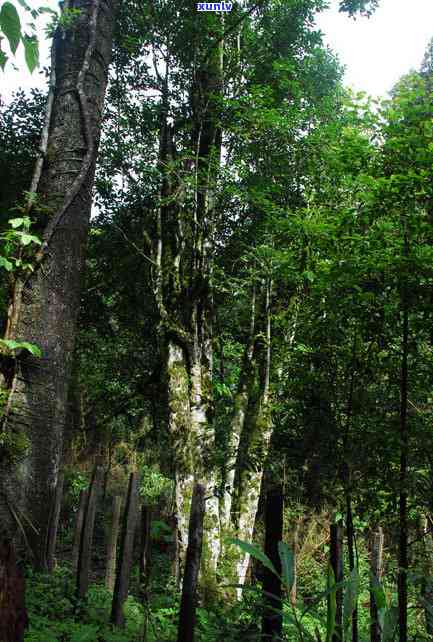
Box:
[0,0,118,569]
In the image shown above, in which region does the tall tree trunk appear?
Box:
[76,465,103,600]
[0,0,118,569]
[71,488,87,573]
[330,522,343,642]
[177,483,206,642]
[111,472,139,627]
[0,538,28,642]
[346,494,358,642]
[46,470,64,572]
[262,482,283,641]
[232,280,273,588]
[370,527,384,642]
[398,234,409,642]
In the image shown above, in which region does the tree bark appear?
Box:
[370,527,384,642]
[0,0,119,569]
[0,537,28,642]
[330,522,343,642]
[76,465,102,599]
[71,488,87,573]
[139,505,152,597]
[105,494,122,592]
[262,483,283,641]
[177,483,206,642]
[111,472,139,627]
[46,470,64,572]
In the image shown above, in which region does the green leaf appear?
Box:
[0,339,42,357]
[278,541,294,591]
[9,217,25,229]
[0,256,13,271]
[229,538,277,575]
[0,48,7,69]
[22,33,38,73]
[0,2,21,54]
[18,232,41,246]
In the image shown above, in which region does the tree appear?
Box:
[0,0,119,569]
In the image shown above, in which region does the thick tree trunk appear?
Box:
[370,527,384,642]
[76,465,102,599]
[46,470,64,572]
[177,483,206,642]
[71,488,87,573]
[330,522,343,642]
[0,0,118,569]
[111,472,139,627]
[105,495,122,592]
[0,538,28,642]
[262,483,283,641]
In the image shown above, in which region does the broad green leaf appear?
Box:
[229,538,277,575]
[0,338,42,357]
[0,2,21,54]
[278,541,294,591]
[22,33,38,73]
[9,217,25,229]
[0,256,13,271]
[18,232,41,246]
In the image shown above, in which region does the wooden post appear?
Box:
[111,472,140,627]
[105,495,122,592]
[76,466,103,599]
[71,489,87,572]
[330,522,343,642]
[370,527,384,642]
[177,483,206,642]
[262,483,283,641]
[0,537,28,642]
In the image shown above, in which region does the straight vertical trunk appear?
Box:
[420,516,433,635]
[291,520,299,606]
[139,505,152,597]
[330,522,343,642]
[111,472,139,627]
[370,527,384,642]
[105,495,122,592]
[398,251,409,642]
[0,538,28,642]
[76,466,102,599]
[177,483,206,642]
[0,0,118,568]
[262,483,283,641]
[346,495,358,642]
[71,488,87,573]
[46,470,64,572]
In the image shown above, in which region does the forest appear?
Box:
[1,0,433,640]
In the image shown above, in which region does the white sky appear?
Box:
[316,0,433,97]
[2,0,433,101]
